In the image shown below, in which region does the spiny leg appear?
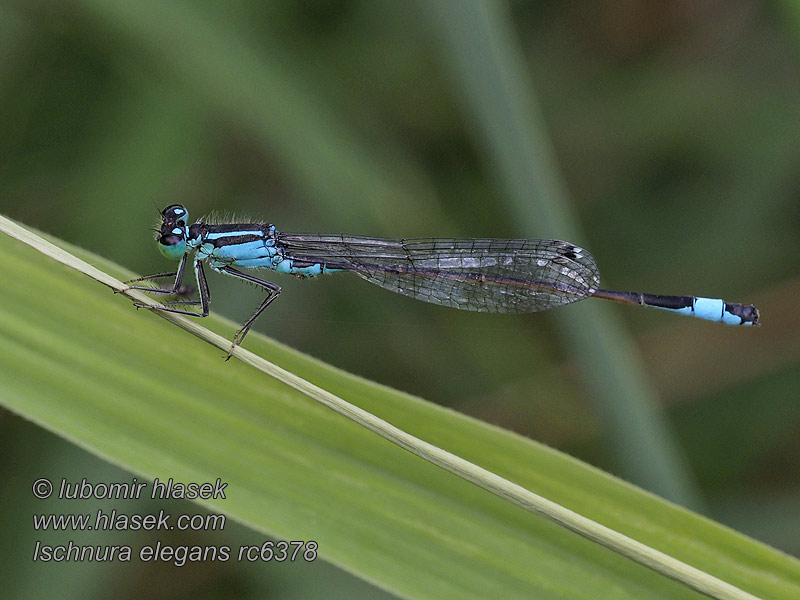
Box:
[217,265,281,359]
[120,254,189,295]
[134,259,210,318]
[124,271,177,284]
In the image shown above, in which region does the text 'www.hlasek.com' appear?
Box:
[30,477,318,566]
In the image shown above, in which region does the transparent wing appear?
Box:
[278,234,600,314]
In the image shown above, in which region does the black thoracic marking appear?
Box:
[209,234,265,248]
[188,222,274,241]
[291,259,319,268]
[204,222,267,233]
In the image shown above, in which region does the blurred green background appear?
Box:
[1,0,798,598]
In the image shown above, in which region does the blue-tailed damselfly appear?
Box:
[125,205,759,357]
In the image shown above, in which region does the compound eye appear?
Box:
[159,232,184,247]
[158,227,188,260]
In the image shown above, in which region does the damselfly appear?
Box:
[125,205,759,357]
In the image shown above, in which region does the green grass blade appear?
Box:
[0,216,798,600]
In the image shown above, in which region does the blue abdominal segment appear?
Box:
[652,296,756,326]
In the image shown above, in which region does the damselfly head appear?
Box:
[156,205,189,260]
